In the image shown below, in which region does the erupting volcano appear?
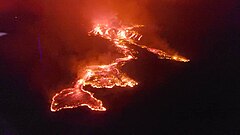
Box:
[50,18,190,112]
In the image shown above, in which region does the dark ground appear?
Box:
[0,0,239,135]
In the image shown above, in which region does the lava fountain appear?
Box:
[50,18,190,112]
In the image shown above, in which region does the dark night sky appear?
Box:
[0,0,239,135]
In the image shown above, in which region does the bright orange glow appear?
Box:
[50,18,189,112]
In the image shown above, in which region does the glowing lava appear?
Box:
[50,19,189,112]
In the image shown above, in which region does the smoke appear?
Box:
[2,0,235,100]
[0,1,180,91]
[38,0,176,61]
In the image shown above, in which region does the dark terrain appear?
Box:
[0,0,239,135]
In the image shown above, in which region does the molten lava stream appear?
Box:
[50,19,189,112]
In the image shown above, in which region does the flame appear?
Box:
[50,18,189,112]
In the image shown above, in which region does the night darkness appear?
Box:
[0,0,239,135]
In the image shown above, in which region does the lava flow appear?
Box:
[50,19,190,112]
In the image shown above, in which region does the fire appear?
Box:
[50,18,190,112]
